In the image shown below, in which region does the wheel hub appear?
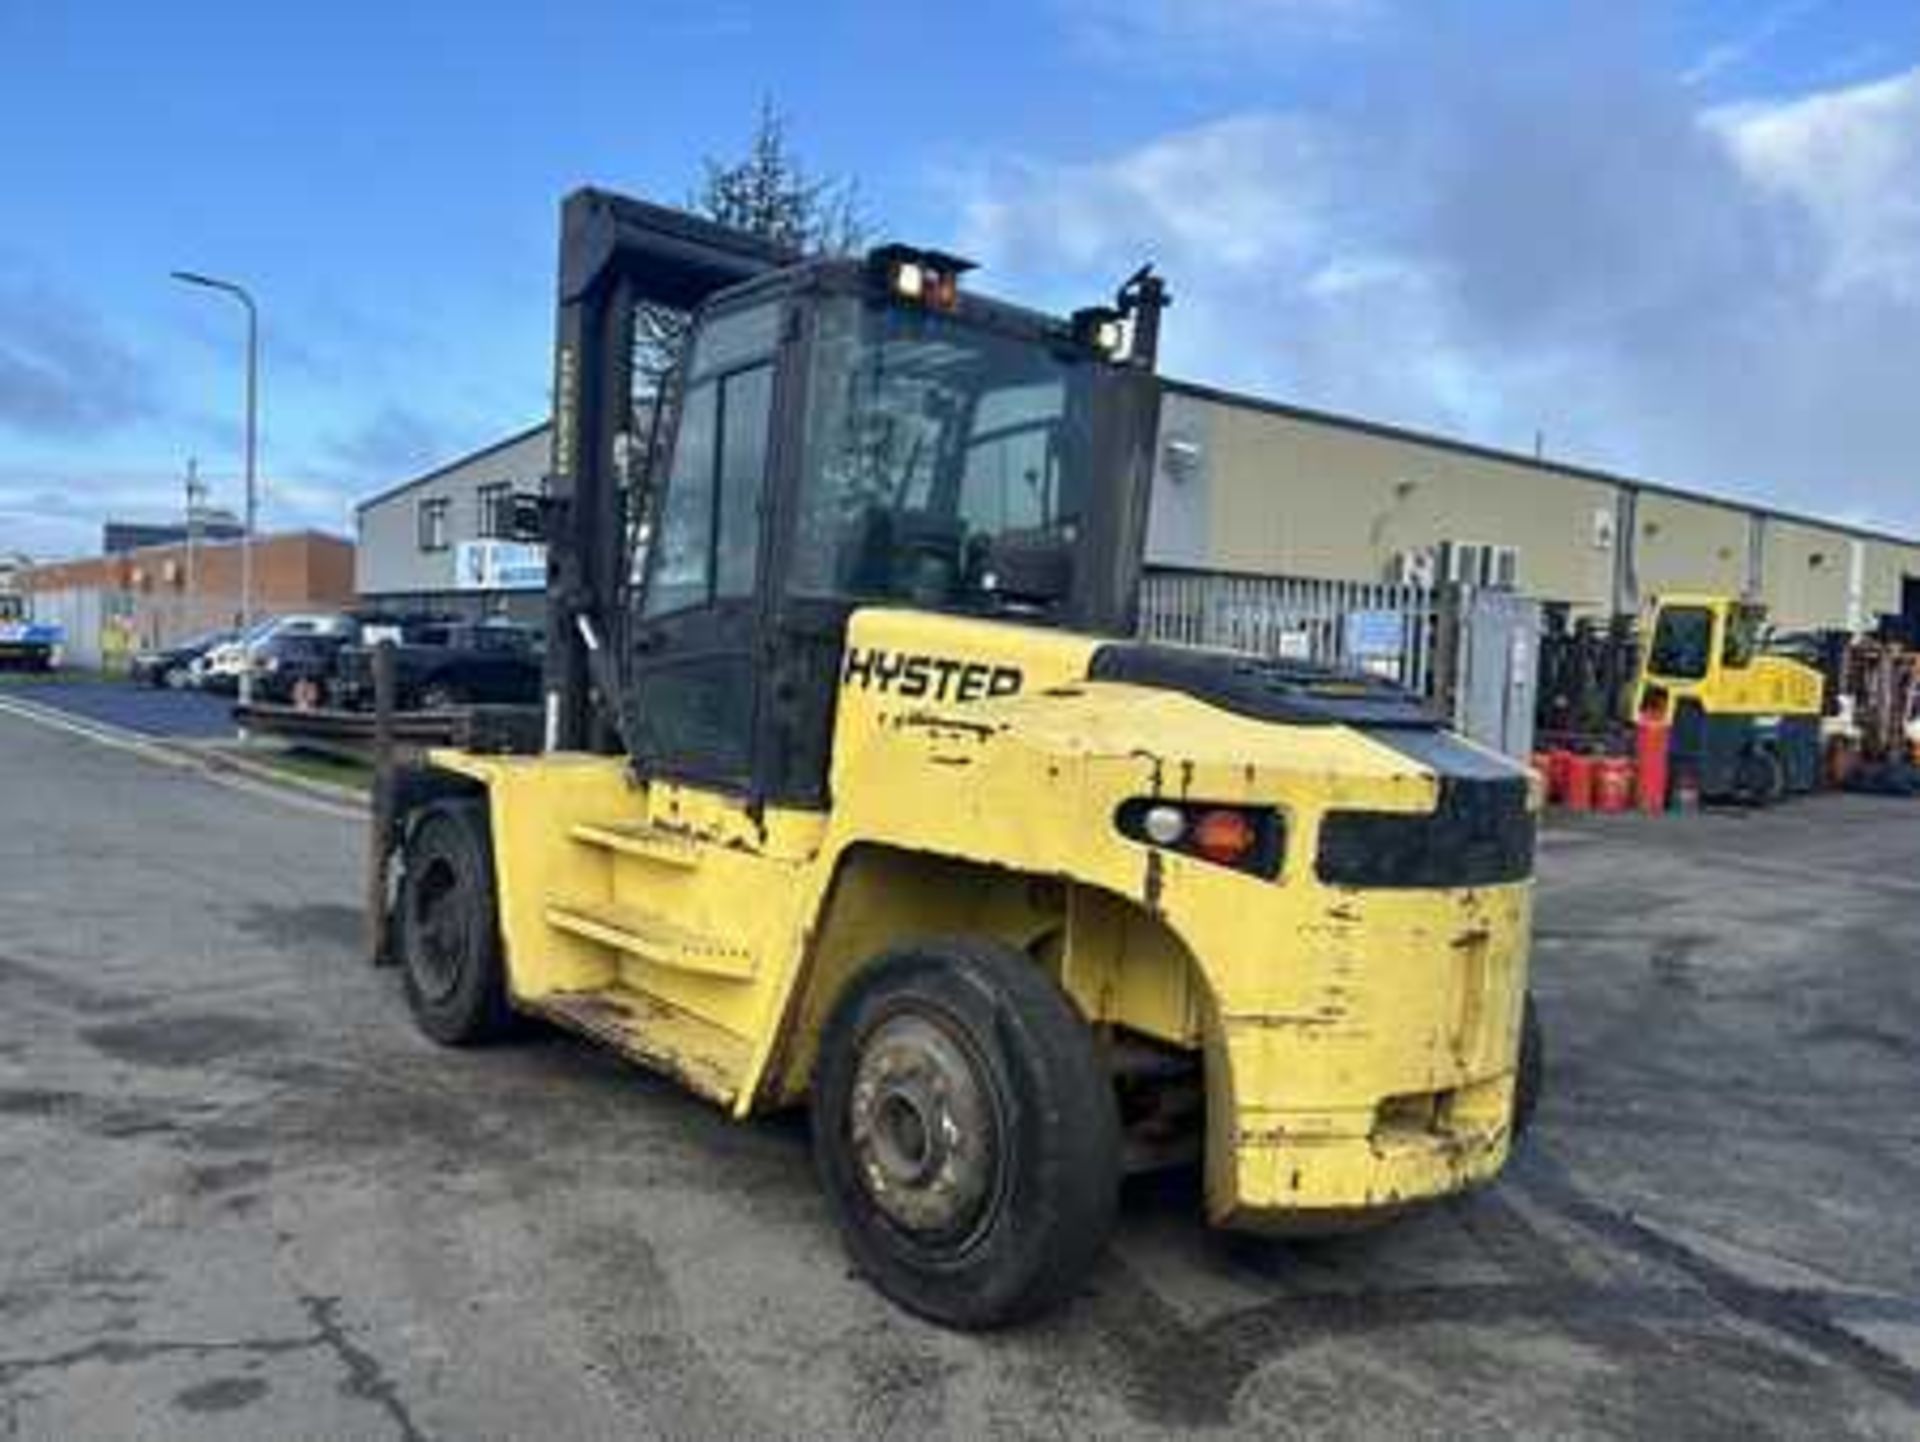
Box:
[409,858,465,1003]
[848,1014,998,1238]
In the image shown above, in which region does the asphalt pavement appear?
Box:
[2,706,1918,1440]
[0,675,236,739]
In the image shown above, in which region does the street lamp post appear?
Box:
[184,456,204,637]
[170,270,259,707]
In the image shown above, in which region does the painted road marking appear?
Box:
[0,690,362,823]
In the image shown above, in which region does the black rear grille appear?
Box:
[1317,778,1534,889]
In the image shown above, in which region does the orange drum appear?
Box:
[1563,754,1597,812]
[1635,718,1671,814]
[1594,757,1634,813]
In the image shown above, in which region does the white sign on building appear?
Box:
[454,540,546,592]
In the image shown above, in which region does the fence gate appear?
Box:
[1137,569,1438,697]
[1136,568,1541,759]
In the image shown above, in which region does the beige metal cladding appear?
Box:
[1861,536,1920,623]
[1151,390,1615,607]
[1760,518,1857,631]
[1151,386,1920,630]
[1632,492,1751,602]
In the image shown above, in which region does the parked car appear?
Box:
[194,618,280,693]
[253,628,359,707]
[196,614,354,695]
[332,619,541,711]
[129,629,235,689]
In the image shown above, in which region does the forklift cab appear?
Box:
[544,190,1163,806]
[1635,594,1825,802]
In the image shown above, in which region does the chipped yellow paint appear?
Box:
[423,605,1535,1230]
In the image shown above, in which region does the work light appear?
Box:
[1072,305,1126,358]
[869,244,974,314]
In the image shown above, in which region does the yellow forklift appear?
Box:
[1633,593,1825,804]
[375,189,1542,1327]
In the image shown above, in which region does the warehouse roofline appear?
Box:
[19,529,352,588]
[354,421,550,515]
[1164,377,1920,551]
[358,388,1920,554]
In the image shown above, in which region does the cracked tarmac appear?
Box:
[1,708,1918,1439]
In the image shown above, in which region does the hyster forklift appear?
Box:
[377,188,1542,1327]
[1633,593,1825,805]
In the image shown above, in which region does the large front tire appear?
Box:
[810,939,1121,1330]
[397,800,513,1046]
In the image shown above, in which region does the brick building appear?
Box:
[21,531,355,669]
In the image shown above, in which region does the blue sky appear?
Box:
[3,0,1919,556]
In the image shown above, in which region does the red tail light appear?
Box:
[1190,808,1256,867]
[1115,799,1281,878]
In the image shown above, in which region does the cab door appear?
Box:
[628,300,783,790]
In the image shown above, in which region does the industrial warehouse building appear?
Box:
[22,531,355,670]
[356,385,1920,637]
[354,422,549,626]
[1152,382,1920,633]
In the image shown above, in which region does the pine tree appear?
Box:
[634,101,866,390]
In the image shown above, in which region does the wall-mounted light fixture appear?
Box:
[1163,436,1204,485]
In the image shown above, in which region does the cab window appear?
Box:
[1648,605,1714,680]
[1722,605,1764,668]
[642,304,777,618]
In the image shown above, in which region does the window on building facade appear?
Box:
[477,482,513,540]
[418,497,450,552]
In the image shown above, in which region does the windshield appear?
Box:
[790,296,1093,613]
[1648,605,1714,680]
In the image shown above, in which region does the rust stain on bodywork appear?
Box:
[892,711,1000,741]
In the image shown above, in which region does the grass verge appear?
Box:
[226,744,373,795]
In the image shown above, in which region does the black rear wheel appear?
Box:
[398,800,513,1045]
[1735,746,1787,807]
[811,938,1120,1329]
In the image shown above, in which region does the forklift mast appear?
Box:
[544,188,795,752]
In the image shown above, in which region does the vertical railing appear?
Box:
[1137,568,1441,698]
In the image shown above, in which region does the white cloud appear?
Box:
[0,471,196,559]
[958,115,1340,274]
[0,462,358,560]
[1713,67,1920,301]
[1682,0,1825,87]
[943,57,1920,535]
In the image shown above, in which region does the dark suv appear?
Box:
[332,620,541,711]
[254,626,358,707]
